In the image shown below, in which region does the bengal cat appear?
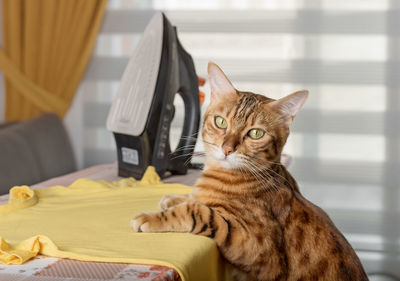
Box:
[131,62,368,281]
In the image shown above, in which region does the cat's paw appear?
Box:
[159,194,190,210]
[130,213,152,232]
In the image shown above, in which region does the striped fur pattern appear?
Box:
[131,63,368,281]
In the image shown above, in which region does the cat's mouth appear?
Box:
[218,158,235,169]
[212,149,242,170]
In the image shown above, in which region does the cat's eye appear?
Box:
[214,116,227,129]
[248,128,265,139]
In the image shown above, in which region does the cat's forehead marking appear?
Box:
[232,94,262,125]
[210,91,276,129]
[236,96,257,118]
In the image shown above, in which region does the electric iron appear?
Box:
[107,12,201,179]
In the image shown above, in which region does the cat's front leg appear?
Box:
[131,202,232,247]
[130,211,179,233]
[131,204,194,233]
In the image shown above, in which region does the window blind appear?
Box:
[64,0,400,277]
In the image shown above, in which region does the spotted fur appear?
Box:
[131,62,368,281]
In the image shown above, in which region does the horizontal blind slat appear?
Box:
[81,102,400,136]
[101,10,400,35]
[85,56,400,86]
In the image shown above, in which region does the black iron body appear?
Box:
[114,13,200,179]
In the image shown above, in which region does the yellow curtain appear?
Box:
[0,0,108,121]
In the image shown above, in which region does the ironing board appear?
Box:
[0,162,201,281]
[0,156,291,281]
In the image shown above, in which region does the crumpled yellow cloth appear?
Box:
[0,167,232,281]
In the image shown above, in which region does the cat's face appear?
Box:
[202,91,282,170]
[202,62,308,170]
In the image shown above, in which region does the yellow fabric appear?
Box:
[0,167,232,281]
[0,0,108,121]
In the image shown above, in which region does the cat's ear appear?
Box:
[267,90,309,126]
[207,62,237,102]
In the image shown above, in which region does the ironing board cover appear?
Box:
[0,156,291,281]
[0,163,202,281]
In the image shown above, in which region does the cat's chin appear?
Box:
[204,161,239,171]
[218,159,239,170]
[205,155,243,170]
[203,149,246,170]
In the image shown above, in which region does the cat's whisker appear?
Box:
[171,145,197,154]
[180,136,197,141]
[242,158,286,202]
[245,165,268,188]
[180,132,200,140]
[240,154,296,192]
[237,164,253,182]
[238,156,283,199]
[240,159,273,193]
[182,132,199,137]
[170,152,198,160]
[184,156,194,167]
[237,165,245,178]
[252,159,296,192]
[243,153,283,167]
[238,159,258,182]
[178,135,218,148]
[245,162,273,188]
[246,168,275,200]
[173,144,197,150]
[179,152,205,159]
[240,157,278,187]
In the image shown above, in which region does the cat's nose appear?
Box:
[222,145,234,156]
[222,134,238,156]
